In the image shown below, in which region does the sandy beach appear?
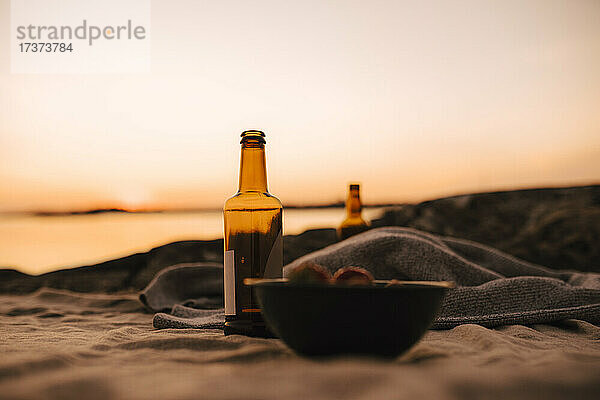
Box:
[2,287,599,400]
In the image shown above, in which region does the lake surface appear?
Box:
[0,207,386,275]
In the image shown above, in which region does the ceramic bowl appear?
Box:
[246,279,453,357]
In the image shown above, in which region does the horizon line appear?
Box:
[1,182,597,217]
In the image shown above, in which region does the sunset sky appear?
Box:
[1,0,599,212]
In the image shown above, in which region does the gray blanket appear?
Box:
[141,227,600,330]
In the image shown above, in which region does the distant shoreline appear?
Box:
[2,183,597,218]
[3,203,401,218]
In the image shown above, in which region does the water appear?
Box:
[0,207,385,275]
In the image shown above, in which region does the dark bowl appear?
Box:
[247,280,453,357]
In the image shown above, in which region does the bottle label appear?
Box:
[224,249,236,315]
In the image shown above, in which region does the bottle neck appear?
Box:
[346,189,362,217]
[238,141,268,193]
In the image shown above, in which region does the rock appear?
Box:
[0,229,338,294]
[371,185,600,272]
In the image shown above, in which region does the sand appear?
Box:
[1,288,599,400]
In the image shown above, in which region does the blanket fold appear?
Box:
[142,227,600,330]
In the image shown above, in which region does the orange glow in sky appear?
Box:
[1,0,599,212]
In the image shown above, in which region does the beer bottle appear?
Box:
[337,183,369,240]
[223,130,283,337]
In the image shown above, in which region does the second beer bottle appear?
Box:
[337,183,369,240]
[223,130,283,337]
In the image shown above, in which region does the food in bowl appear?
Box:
[331,266,374,285]
[287,264,374,286]
[287,262,331,283]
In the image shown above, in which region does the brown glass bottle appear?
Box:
[337,183,369,240]
[223,130,283,337]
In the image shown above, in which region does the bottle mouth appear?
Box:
[349,184,360,190]
[241,130,266,144]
